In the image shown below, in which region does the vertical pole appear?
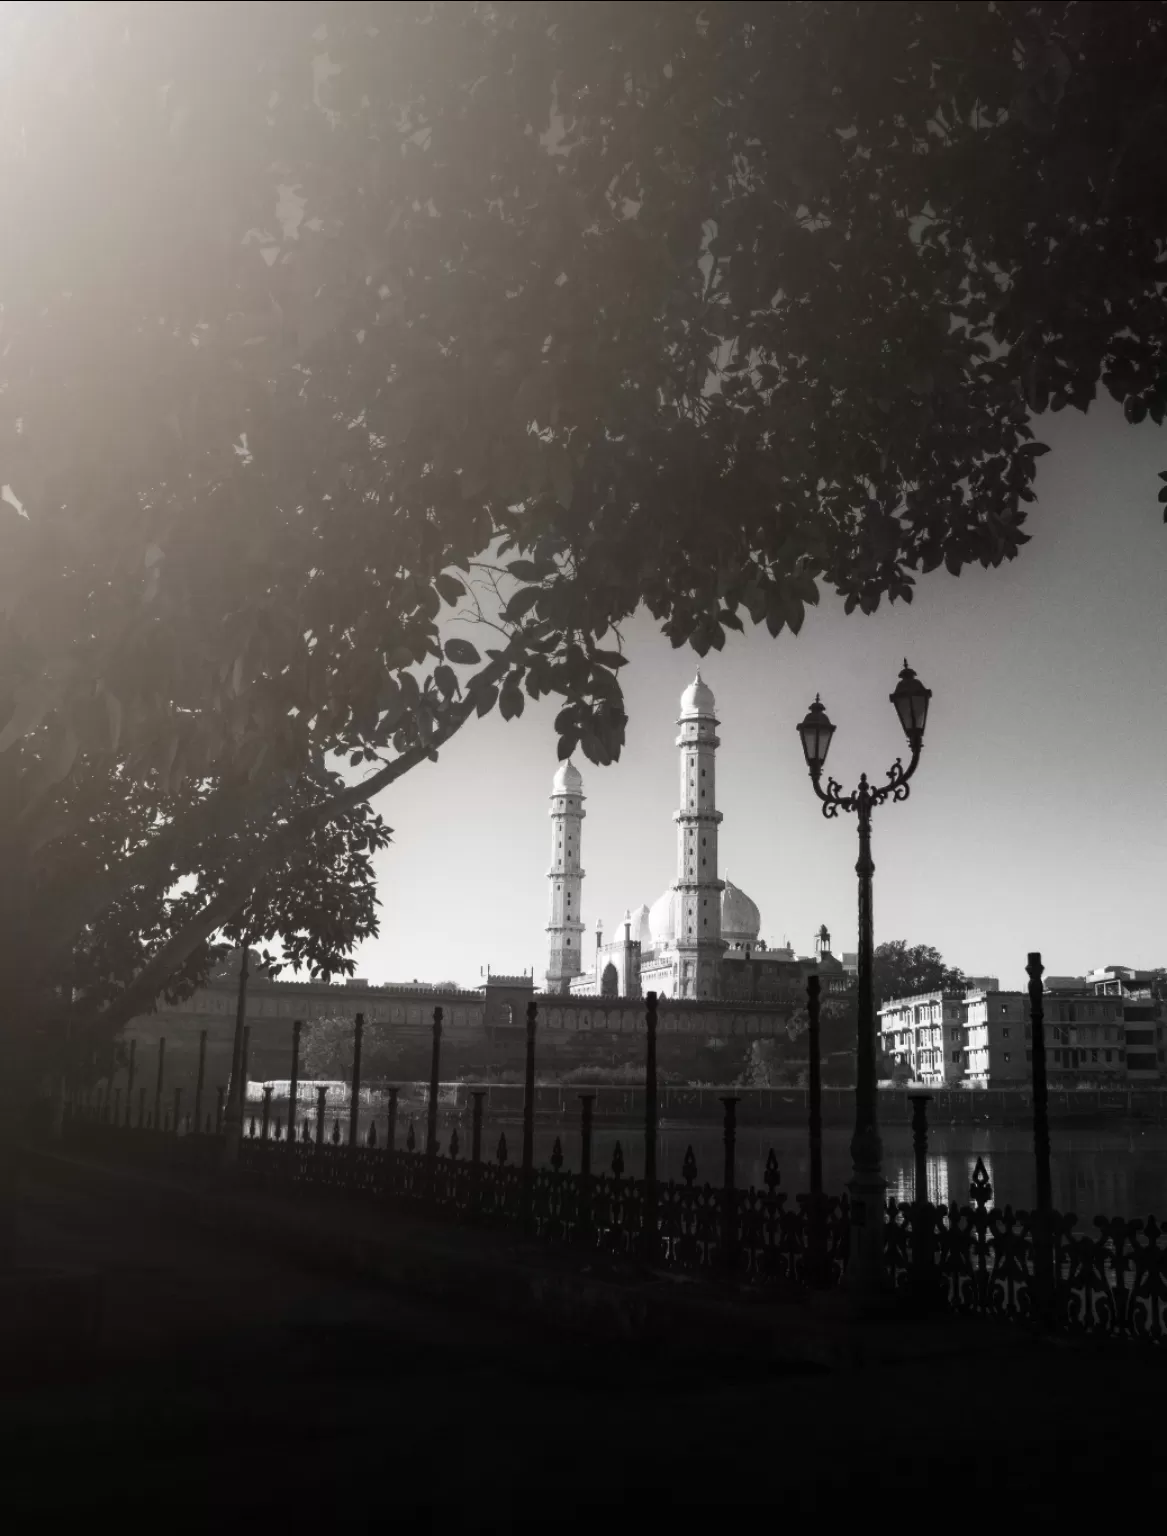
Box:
[153,1038,166,1133]
[172,1086,181,1136]
[240,1024,250,1127]
[721,1096,739,1274]
[287,1020,302,1157]
[848,798,886,1301]
[643,990,659,1262]
[579,1093,595,1239]
[215,1085,225,1136]
[521,1001,537,1232]
[386,1086,399,1158]
[315,1086,328,1150]
[261,1085,273,1143]
[125,1039,137,1128]
[910,1092,933,1306]
[1028,951,1054,1325]
[136,1085,146,1130]
[807,973,826,1285]
[807,975,823,1196]
[426,1007,443,1158]
[349,1013,364,1151]
[471,1091,485,1164]
[193,1030,207,1136]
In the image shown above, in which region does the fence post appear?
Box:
[1027,951,1055,1327]
[721,1096,739,1275]
[521,1001,538,1235]
[426,1008,443,1158]
[137,1085,146,1130]
[125,1040,137,1129]
[240,1025,250,1128]
[909,1092,934,1307]
[215,1085,225,1136]
[153,1038,166,1133]
[288,1020,302,1156]
[578,1093,595,1239]
[172,1086,182,1137]
[349,1013,364,1152]
[261,1085,273,1143]
[386,1086,399,1159]
[471,1090,485,1164]
[193,1030,207,1136]
[643,990,659,1263]
[315,1086,328,1151]
[807,974,827,1286]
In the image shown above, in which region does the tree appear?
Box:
[213,765,392,1158]
[4,3,1166,1080]
[873,941,967,1010]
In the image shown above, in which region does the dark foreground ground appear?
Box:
[2,1149,1165,1524]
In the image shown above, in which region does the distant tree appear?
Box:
[873,941,966,1009]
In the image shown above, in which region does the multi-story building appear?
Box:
[879,989,970,1087]
[964,990,1029,1087]
[1084,966,1165,1082]
[1036,989,1128,1088]
[881,969,1165,1090]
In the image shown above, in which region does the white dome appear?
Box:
[679,670,716,718]
[648,888,677,948]
[721,879,761,947]
[551,758,583,793]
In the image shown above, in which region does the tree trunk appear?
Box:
[221,942,250,1167]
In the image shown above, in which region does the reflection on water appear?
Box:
[264,1102,1167,1222]
[506,1122,1167,1222]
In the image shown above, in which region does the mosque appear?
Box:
[545,673,856,1002]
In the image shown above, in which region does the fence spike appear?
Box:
[331,1117,341,1145]
[764,1148,780,1192]
[449,1126,460,1159]
[611,1140,624,1178]
[550,1136,564,1172]
[497,1131,508,1166]
[406,1119,416,1153]
[970,1155,993,1209]
[367,1120,378,1148]
[682,1145,698,1187]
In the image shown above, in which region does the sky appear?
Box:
[344,397,1166,994]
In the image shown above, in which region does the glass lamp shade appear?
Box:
[797,695,835,772]
[890,660,931,739]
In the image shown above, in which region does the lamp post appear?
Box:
[797,660,932,1304]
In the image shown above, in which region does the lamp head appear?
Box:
[890,660,931,743]
[797,695,835,774]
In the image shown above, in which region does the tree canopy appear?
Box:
[873,941,967,1009]
[2,1,1165,1062]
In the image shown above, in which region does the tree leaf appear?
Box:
[444,638,481,665]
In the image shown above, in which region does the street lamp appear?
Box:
[797,661,932,1303]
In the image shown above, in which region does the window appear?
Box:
[1003,1053,1011,1063]
[1105,1050,1112,1063]
[1002,1027,1010,1039]
[952,1050,960,1063]
[1026,1050,1032,1063]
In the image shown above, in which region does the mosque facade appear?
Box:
[545,674,856,1002]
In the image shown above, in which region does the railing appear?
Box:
[59,959,1167,1344]
[61,1108,1167,1343]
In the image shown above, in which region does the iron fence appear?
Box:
[61,1106,1167,1341]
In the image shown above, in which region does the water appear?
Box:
[268,1099,1167,1222]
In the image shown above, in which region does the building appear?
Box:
[548,673,853,1004]
[964,990,1029,1087]
[1083,966,1166,1082]
[880,971,1164,1091]
[879,989,969,1087]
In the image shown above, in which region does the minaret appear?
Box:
[672,672,725,999]
[545,759,585,993]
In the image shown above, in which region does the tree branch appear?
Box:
[79,641,523,1041]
